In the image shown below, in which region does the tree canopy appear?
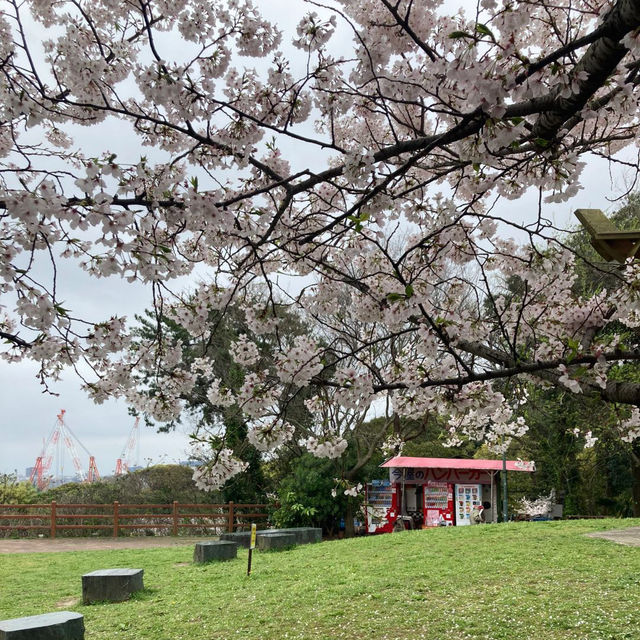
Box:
[4,0,640,488]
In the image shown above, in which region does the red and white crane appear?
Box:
[114,417,140,475]
[29,410,100,489]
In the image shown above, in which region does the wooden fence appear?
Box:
[0,501,269,538]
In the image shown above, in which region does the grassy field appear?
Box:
[1,519,639,640]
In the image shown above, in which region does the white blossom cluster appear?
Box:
[558,365,583,394]
[331,480,363,498]
[333,368,375,409]
[381,435,405,459]
[244,307,279,336]
[573,428,598,448]
[612,261,640,329]
[85,317,131,359]
[247,420,295,452]
[191,357,215,377]
[516,490,556,518]
[192,449,249,491]
[584,431,598,448]
[342,149,375,187]
[343,483,363,498]
[592,359,609,390]
[293,12,337,51]
[514,459,536,472]
[230,334,261,366]
[444,384,529,453]
[620,408,640,443]
[299,435,348,459]
[237,372,280,418]
[276,335,323,386]
[206,379,235,408]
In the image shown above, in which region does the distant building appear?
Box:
[48,475,83,487]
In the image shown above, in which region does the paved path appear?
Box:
[586,526,640,546]
[0,536,211,554]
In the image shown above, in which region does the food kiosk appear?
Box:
[364,456,535,533]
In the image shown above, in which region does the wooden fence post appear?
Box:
[172,501,179,536]
[50,501,56,539]
[113,501,119,537]
[227,501,234,533]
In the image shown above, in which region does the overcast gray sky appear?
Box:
[1,364,194,478]
[0,269,195,478]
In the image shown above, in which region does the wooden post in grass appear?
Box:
[227,501,234,533]
[113,501,120,537]
[50,501,56,539]
[247,523,257,576]
[172,501,179,536]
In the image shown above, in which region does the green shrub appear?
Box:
[0,474,39,504]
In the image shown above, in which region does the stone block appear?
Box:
[0,611,84,640]
[193,541,238,563]
[279,527,322,544]
[219,532,252,548]
[257,532,296,551]
[81,569,144,604]
[221,528,321,548]
[302,527,322,543]
[308,528,322,543]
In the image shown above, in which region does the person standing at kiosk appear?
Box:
[470,503,485,525]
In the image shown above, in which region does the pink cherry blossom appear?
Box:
[2,0,640,486]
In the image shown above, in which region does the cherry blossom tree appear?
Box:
[146,296,425,497]
[4,0,640,488]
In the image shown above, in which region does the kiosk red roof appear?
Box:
[381,456,535,472]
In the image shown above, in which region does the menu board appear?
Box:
[455,483,482,526]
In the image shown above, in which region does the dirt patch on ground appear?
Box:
[0,536,212,554]
[55,597,80,608]
[585,526,640,546]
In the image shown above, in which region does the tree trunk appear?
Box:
[532,0,640,141]
[632,453,640,517]
[344,500,355,538]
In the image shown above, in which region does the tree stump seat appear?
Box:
[0,611,84,640]
[81,569,144,604]
[193,540,238,563]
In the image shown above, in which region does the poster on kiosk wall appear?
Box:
[455,484,482,526]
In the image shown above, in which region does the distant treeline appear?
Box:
[1,465,224,506]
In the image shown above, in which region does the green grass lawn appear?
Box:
[1,520,639,640]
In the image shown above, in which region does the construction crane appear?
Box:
[114,417,140,475]
[29,410,100,489]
